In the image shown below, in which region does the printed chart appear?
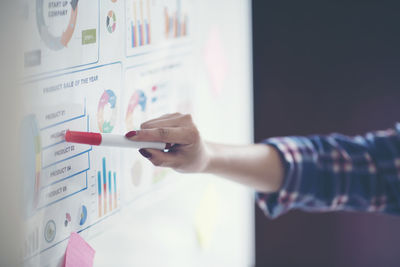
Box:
[164,0,189,39]
[22,63,122,263]
[121,59,193,204]
[125,89,147,131]
[97,157,118,218]
[125,0,192,56]
[125,0,154,56]
[106,10,117,34]
[23,0,99,75]
[97,90,118,133]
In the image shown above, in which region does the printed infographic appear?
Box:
[22,63,122,263]
[23,0,99,75]
[125,0,192,56]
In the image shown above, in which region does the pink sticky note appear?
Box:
[64,232,95,267]
[204,27,228,96]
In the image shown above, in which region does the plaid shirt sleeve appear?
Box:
[256,123,400,218]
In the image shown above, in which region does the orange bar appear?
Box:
[173,13,177,38]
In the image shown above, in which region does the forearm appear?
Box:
[129,113,284,193]
[204,142,284,193]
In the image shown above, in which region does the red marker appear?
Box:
[65,130,171,150]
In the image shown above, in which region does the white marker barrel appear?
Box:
[101,133,166,150]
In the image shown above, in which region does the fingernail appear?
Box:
[165,143,172,149]
[125,131,137,138]
[139,149,152,159]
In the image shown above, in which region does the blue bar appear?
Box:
[131,21,135,47]
[102,157,106,188]
[145,20,149,44]
[113,172,117,193]
[97,171,101,195]
[138,20,142,46]
[108,171,112,194]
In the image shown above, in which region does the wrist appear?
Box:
[202,141,218,174]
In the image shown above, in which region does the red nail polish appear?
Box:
[165,143,172,149]
[125,131,137,138]
[139,149,152,159]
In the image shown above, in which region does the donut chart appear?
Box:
[106,10,117,33]
[97,89,117,133]
[44,219,56,243]
[79,205,88,226]
[36,0,79,51]
[125,90,147,130]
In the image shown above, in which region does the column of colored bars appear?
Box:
[164,0,188,39]
[97,157,117,217]
[131,0,151,48]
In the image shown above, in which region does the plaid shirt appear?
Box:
[256,123,400,218]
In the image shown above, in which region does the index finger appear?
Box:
[127,127,199,145]
[140,114,192,129]
[140,113,182,127]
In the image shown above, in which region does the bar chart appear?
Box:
[128,0,151,48]
[97,157,118,217]
[164,0,188,39]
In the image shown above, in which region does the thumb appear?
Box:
[138,148,179,168]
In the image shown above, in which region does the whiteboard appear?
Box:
[20,0,254,266]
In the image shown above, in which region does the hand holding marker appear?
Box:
[64,130,172,150]
[66,113,210,174]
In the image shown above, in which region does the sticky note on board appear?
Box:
[64,232,95,267]
[204,27,228,96]
[194,183,220,249]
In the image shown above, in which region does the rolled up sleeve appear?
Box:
[256,123,400,219]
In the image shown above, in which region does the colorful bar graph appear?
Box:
[130,0,151,48]
[97,157,118,217]
[164,0,188,39]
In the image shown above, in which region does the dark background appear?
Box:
[252,1,400,267]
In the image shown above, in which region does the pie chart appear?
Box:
[36,0,79,50]
[125,90,147,131]
[79,205,88,226]
[106,10,117,33]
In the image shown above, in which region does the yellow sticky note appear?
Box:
[194,183,220,249]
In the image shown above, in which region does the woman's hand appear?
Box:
[126,113,284,192]
[125,113,211,173]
